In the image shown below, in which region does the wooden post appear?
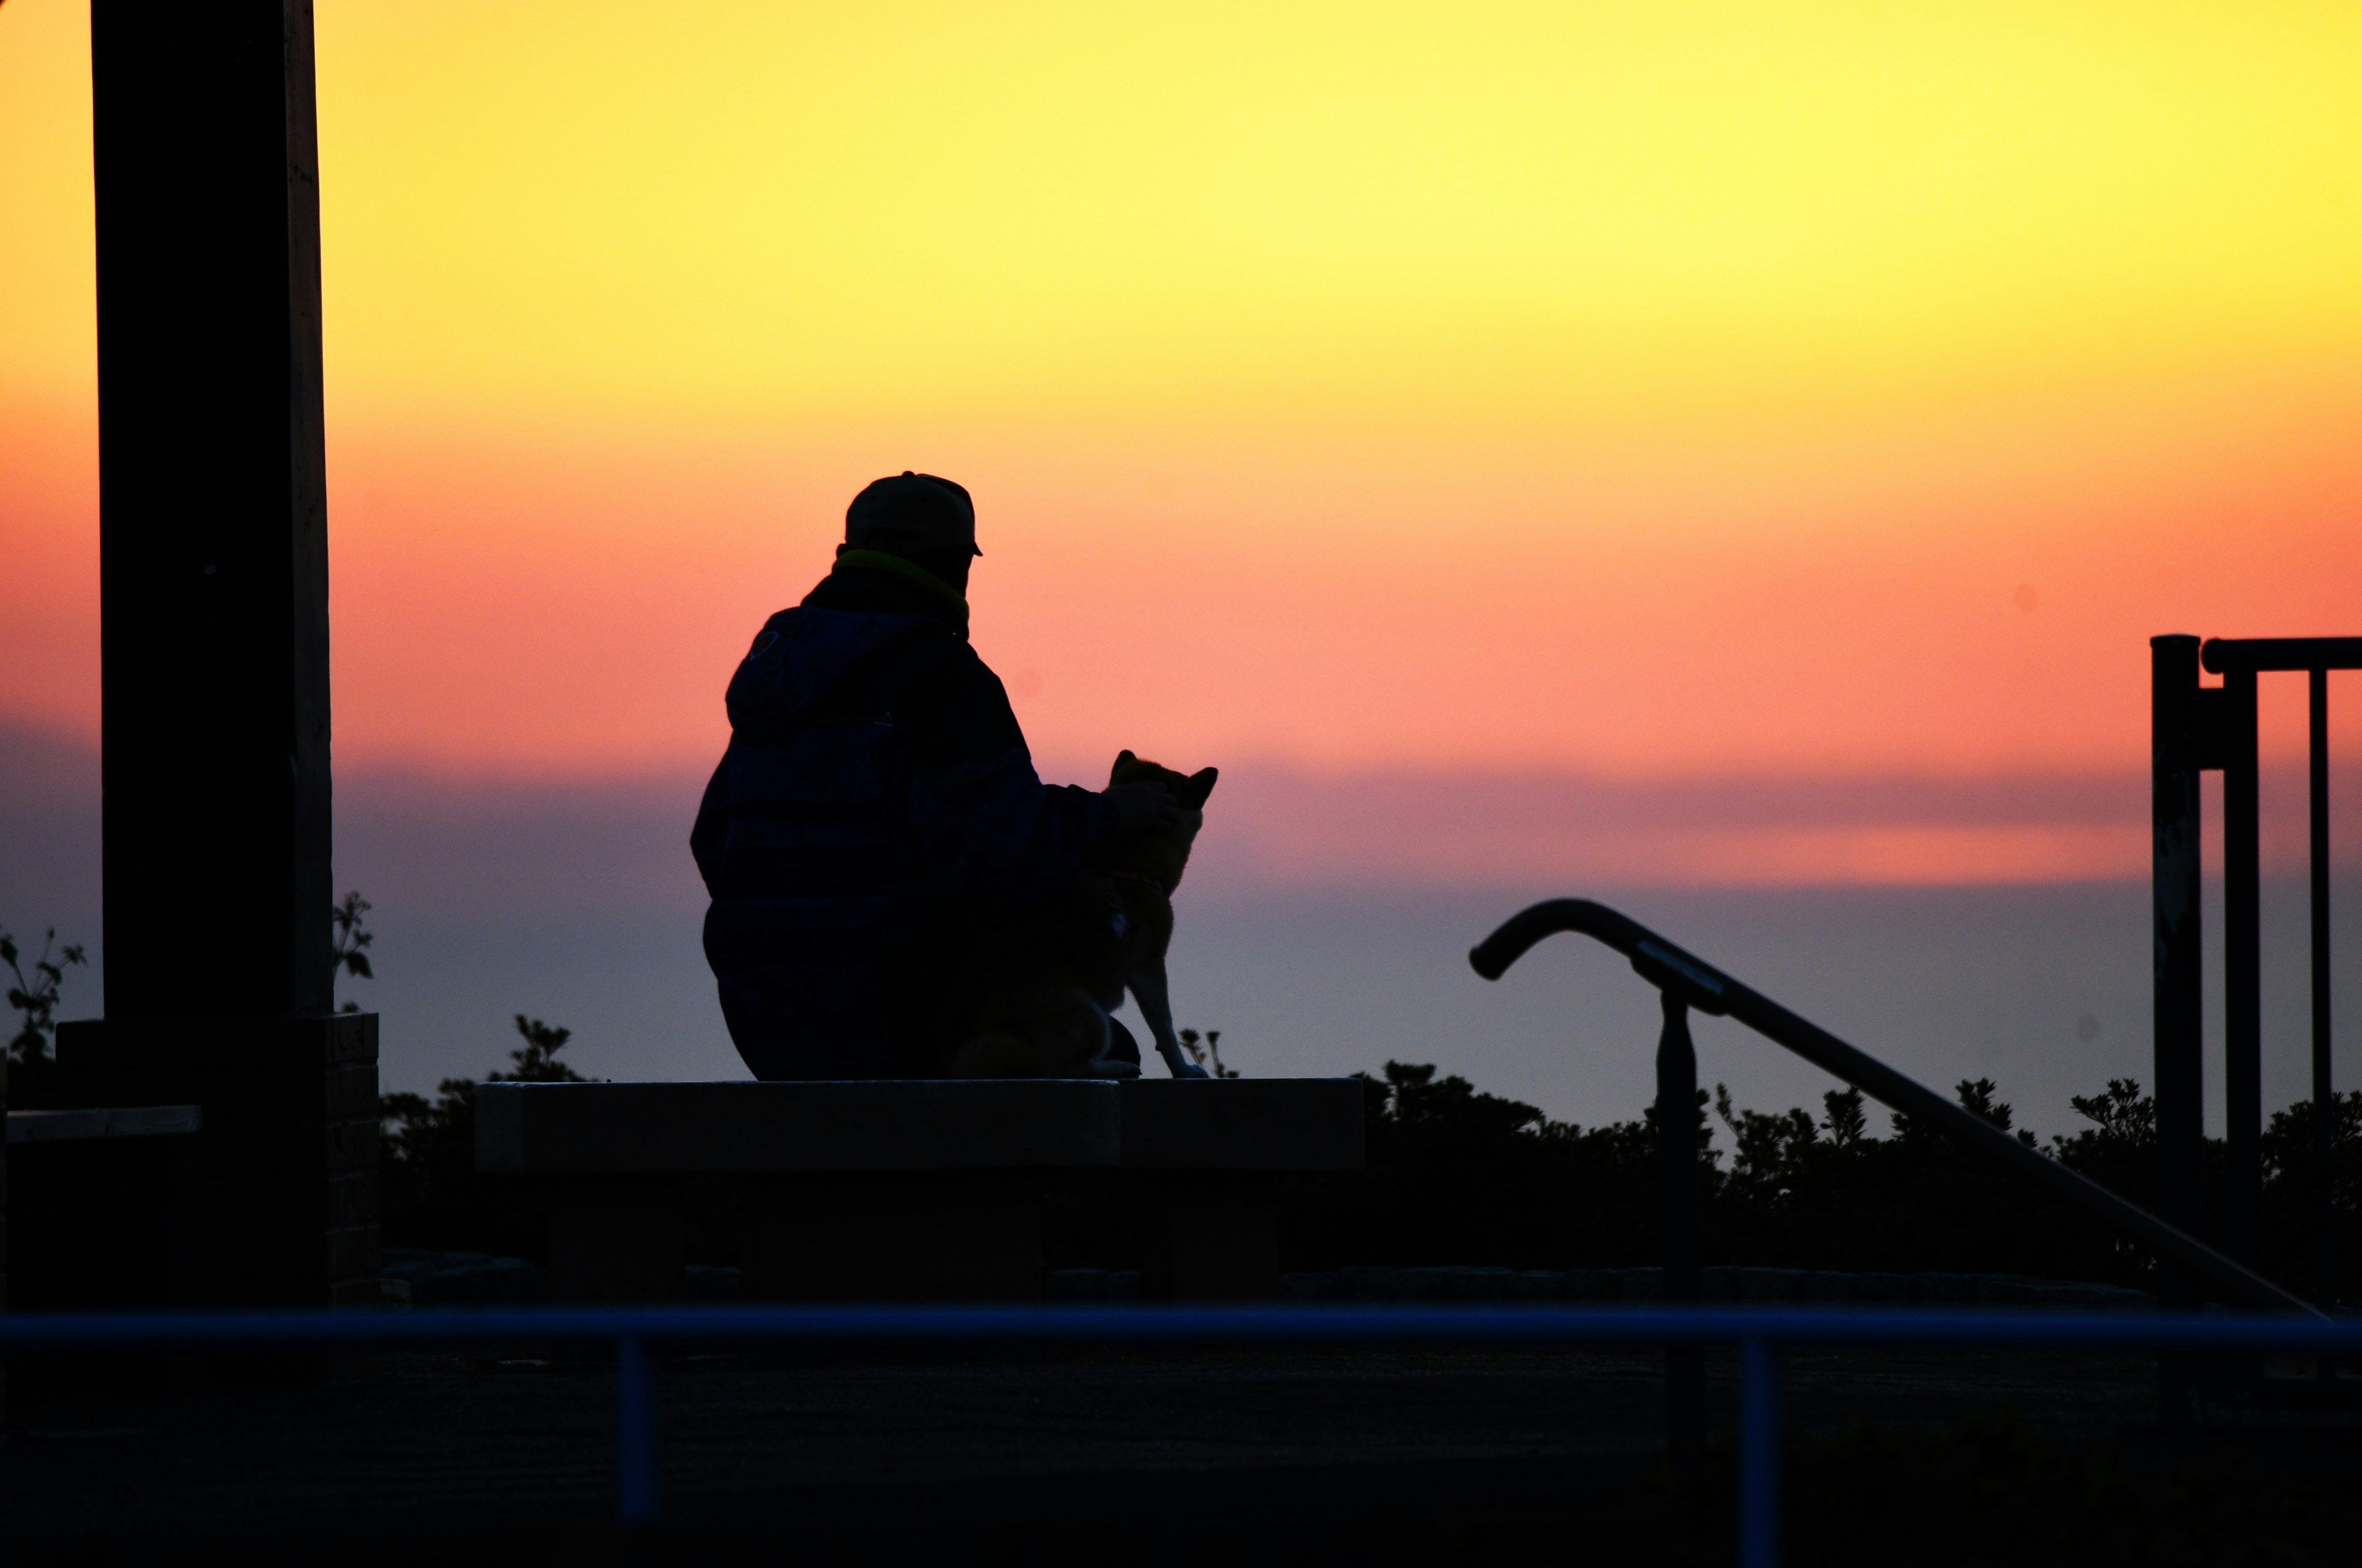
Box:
[58,1,376,1312]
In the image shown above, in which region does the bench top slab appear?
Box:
[1117,1079,1364,1171]
[475,1078,1364,1176]
[6,1105,202,1144]
[476,1080,1119,1175]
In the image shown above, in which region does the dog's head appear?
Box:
[1108,749,1218,891]
[1110,749,1218,809]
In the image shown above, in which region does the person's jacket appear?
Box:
[690,557,1107,1078]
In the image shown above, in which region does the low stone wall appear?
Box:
[1038,1264,2153,1310]
[373,1252,2155,1310]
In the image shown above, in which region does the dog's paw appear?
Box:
[1084,1056,1143,1080]
[1167,1060,1211,1080]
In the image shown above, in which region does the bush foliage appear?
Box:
[378,1014,586,1254]
[1282,1061,2362,1296]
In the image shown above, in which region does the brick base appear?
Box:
[27,1014,381,1311]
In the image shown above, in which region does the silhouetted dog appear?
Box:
[943,750,1219,1079]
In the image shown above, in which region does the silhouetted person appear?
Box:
[691,473,1179,1078]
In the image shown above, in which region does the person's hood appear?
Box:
[722,605,942,735]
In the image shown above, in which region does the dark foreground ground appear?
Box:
[6,1343,2362,1566]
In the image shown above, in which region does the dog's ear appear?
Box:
[1110,749,1137,784]
[1179,766,1218,808]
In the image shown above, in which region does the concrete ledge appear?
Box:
[1118,1079,1363,1170]
[478,1078,1364,1303]
[7,1106,202,1144]
[475,1080,1123,1174]
[475,1078,1366,1175]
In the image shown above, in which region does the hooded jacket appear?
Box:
[691,559,1108,1078]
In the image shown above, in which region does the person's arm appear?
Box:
[900,645,1124,902]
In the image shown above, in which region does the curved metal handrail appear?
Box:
[1471,897,2321,1318]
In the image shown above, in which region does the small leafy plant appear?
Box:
[331,890,374,1013]
[1179,1027,1237,1078]
[496,1015,588,1083]
[4,925,89,1100]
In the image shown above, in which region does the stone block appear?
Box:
[477,1080,1121,1174]
[1738,1267,1808,1302]
[324,1222,380,1283]
[6,1106,201,1142]
[327,1275,381,1310]
[1562,1269,1619,1300]
[325,1170,380,1227]
[56,1013,378,1108]
[1510,1270,1568,1300]
[26,1016,378,1311]
[550,1179,688,1303]
[1853,1272,1911,1302]
[1139,1172,1277,1301]
[9,1131,194,1310]
[181,1114,378,1176]
[1911,1272,1979,1304]
[480,1078,1358,1305]
[740,1172,1044,1302]
[1118,1078,1364,1170]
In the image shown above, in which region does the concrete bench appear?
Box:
[474,1079,1364,1303]
[7,1105,203,1144]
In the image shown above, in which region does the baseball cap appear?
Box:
[844,472,980,557]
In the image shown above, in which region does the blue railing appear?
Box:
[7,1302,2359,1566]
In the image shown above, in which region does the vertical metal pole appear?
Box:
[2224,664,2263,1268]
[1658,990,1704,1457]
[2312,669,2336,1331]
[1740,1335,1782,1568]
[2153,637,2206,1257]
[2153,636,2205,1419]
[618,1334,659,1524]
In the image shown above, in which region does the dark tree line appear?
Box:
[377,1014,585,1256]
[1280,1061,2362,1297]
[374,1031,2362,1297]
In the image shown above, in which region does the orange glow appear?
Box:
[4,0,2360,885]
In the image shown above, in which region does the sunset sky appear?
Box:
[5,0,2358,886]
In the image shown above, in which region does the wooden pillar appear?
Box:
[57,1,376,1311]
[93,6,332,1005]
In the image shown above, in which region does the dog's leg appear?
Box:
[1129,953,1209,1079]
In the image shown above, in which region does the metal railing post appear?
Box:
[617,1333,659,1524]
[1740,1335,1781,1568]
[2311,667,2336,1340]
[2151,636,2206,1266]
[2151,636,2206,1422]
[2224,663,2263,1268]
[1657,990,1705,1457]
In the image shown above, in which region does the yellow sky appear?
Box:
[14,4,2360,426]
[3,0,2358,810]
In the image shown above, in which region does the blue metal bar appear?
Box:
[1740,1335,1781,1568]
[2,1302,2358,1352]
[616,1334,659,1525]
[6,1302,2356,1545]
